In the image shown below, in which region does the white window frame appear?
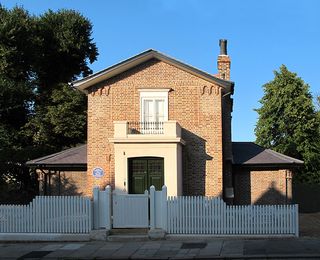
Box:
[138,89,169,123]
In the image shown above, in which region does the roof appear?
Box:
[71,49,234,93]
[26,142,303,171]
[232,142,304,167]
[26,145,87,170]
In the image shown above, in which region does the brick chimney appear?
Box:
[217,39,234,204]
[217,39,231,80]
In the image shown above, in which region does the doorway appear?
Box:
[128,157,164,194]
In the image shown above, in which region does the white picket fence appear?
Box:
[94,186,299,236]
[0,196,92,233]
[167,196,299,236]
[0,186,298,236]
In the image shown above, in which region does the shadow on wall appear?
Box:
[233,169,288,205]
[254,181,288,205]
[42,171,83,196]
[182,128,212,196]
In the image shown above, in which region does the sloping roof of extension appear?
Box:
[26,142,303,171]
[26,145,87,170]
[70,49,234,94]
[232,142,304,168]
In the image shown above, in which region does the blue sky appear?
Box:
[2,0,319,141]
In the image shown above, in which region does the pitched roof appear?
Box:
[26,145,87,170]
[71,49,234,93]
[26,142,303,171]
[232,142,304,167]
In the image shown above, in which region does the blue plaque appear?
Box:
[92,167,104,178]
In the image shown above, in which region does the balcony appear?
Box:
[109,121,185,144]
[128,121,164,135]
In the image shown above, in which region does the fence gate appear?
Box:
[112,191,149,228]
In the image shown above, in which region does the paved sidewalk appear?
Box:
[0,238,320,259]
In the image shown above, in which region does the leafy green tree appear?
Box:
[0,5,98,202]
[33,9,98,101]
[25,84,87,147]
[0,6,97,149]
[24,9,97,148]
[255,65,320,183]
[0,6,36,81]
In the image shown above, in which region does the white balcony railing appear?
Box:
[128,122,164,134]
[112,120,183,141]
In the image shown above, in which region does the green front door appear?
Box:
[129,157,164,194]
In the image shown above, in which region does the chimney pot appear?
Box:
[219,39,227,55]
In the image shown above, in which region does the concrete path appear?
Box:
[1,238,320,259]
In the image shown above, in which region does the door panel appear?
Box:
[129,158,164,194]
[148,175,163,191]
[131,175,147,195]
[148,159,164,191]
[129,159,147,194]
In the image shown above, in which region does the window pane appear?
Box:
[143,99,153,122]
[155,99,165,122]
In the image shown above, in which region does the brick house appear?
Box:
[27,40,303,204]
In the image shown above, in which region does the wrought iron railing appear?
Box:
[128,122,164,134]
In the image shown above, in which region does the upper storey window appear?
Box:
[139,89,169,133]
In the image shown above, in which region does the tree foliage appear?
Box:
[0,5,98,202]
[255,65,320,183]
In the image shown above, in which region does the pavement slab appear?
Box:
[197,240,223,256]
[243,239,268,255]
[92,249,119,259]
[39,243,64,251]
[0,238,320,259]
[0,244,44,259]
[131,248,158,259]
[109,244,140,259]
[68,242,105,258]
[60,243,85,250]
[100,241,124,250]
[266,239,305,255]
[140,241,162,250]
[43,249,76,258]
[220,239,244,256]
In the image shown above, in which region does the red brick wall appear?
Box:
[38,170,87,196]
[86,59,227,196]
[233,168,292,205]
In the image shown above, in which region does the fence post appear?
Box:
[150,186,155,230]
[105,185,112,230]
[93,186,100,230]
[295,204,299,237]
[161,185,167,231]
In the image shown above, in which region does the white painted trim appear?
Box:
[138,88,171,92]
[113,143,183,196]
[139,90,169,123]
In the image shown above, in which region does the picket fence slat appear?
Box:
[167,196,298,235]
[0,195,91,234]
